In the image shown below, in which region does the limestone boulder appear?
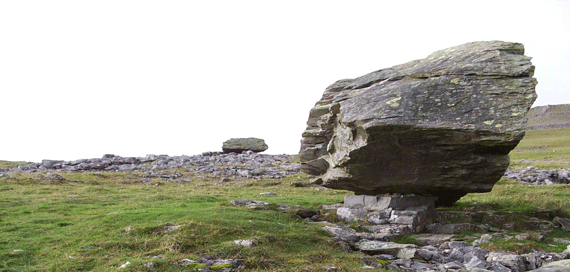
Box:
[299,41,537,206]
[222,138,268,153]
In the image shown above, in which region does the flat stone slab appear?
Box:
[354,240,417,259]
[222,138,268,153]
[410,234,455,246]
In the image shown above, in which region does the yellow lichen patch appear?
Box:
[495,124,503,128]
[385,97,402,107]
[450,78,461,84]
[484,120,495,125]
[447,103,456,107]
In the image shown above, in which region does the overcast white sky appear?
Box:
[1,0,569,162]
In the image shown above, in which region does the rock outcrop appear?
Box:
[299,41,537,206]
[222,138,268,153]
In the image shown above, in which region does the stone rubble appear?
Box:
[327,214,568,271]
[3,152,300,180]
[230,195,570,272]
[505,167,570,185]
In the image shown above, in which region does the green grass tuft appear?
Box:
[392,235,420,245]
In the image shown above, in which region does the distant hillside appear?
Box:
[526,104,570,130]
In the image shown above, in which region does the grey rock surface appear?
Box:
[299,41,537,206]
[336,195,436,232]
[222,138,268,153]
[8,152,299,180]
[354,240,417,259]
[533,259,570,270]
[505,167,570,185]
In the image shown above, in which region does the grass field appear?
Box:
[1,128,569,271]
[1,172,366,271]
[455,128,570,215]
[509,128,570,169]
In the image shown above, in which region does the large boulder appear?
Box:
[222,138,268,153]
[299,41,537,207]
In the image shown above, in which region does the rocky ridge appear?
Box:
[222,138,269,153]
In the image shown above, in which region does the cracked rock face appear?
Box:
[299,41,537,207]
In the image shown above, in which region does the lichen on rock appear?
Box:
[299,41,537,207]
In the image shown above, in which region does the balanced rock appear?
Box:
[222,138,268,153]
[299,41,537,207]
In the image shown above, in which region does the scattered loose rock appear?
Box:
[5,143,568,271]
[316,199,570,272]
[8,153,300,181]
[259,192,280,196]
[505,167,570,185]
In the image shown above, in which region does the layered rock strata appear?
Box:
[299,41,537,206]
[337,194,437,233]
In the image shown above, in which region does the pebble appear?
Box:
[118,261,130,269]
[259,192,280,196]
